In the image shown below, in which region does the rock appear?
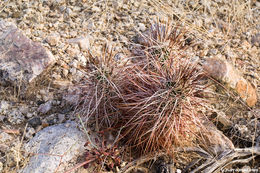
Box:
[0,100,9,113]
[69,68,76,76]
[203,58,257,107]
[22,121,87,173]
[28,117,42,128]
[66,46,79,57]
[201,119,234,156]
[138,23,146,32]
[25,127,36,139]
[38,101,52,114]
[7,109,25,125]
[251,33,260,46]
[0,161,3,172]
[0,20,56,94]
[46,33,60,46]
[67,36,91,51]
[92,6,101,12]
[62,68,69,77]
[0,132,13,143]
[62,87,80,106]
[57,114,66,123]
[236,80,257,107]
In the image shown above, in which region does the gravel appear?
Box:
[0,0,259,172]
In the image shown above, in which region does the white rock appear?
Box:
[22,122,87,173]
[138,23,146,32]
[176,169,182,173]
[0,101,9,113]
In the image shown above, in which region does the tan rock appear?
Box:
[46,33,60,46]
[236,80,257,107]
[203,58,258,107]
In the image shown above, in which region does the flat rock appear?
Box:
[22,121,87,173]
[0,20,55,93]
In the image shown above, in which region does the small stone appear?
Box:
[0,161,3,172]
[58,114,66,123]
[0,132,13,143]
[92,6,101,12]
[251,33,260,46]
[38,101,52,114]
[138,23,146,32]
[236,80,257,107]
[28,117,42,128]
[70,68,77,76]
[67,36,91,52]
[77,55,87,66]
[69,60,78,68]
[62,88,80,106]
[25,127,36,139]
[65,7,72,15]
[19,105,29,115]
[46,33,60,46]
[66,47,79,57]
[203,58,227,80]
[0,101,9,113]
[7,109,25,125]
[62,68,69,77]
[78,37,90,51]
[26,112,34,119]
[176,169,182,173]
[241,165,251,173]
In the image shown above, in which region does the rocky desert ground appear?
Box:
[0,0,259,173]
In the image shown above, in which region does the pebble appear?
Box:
[77,54,87,66]
[26,112,34,119]
[28,117,42,128]
[92,6,101,12]
[38,101,52,114]
[176,169,182,173]
[62,68,69,77]
[0,132,13,143]
[46,33,60,46]
[25,127,36,139]
[66,47,79,57]
[78,37,90,51]
[138,23,146,31]
[58,114,66,123]
[0,100,9,113]
[7,109,25,125]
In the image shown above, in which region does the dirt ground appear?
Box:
[0,0,259,172]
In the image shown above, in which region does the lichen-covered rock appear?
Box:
[22,121,87,173]
[203,58,257,107]
[0,20,55,93]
